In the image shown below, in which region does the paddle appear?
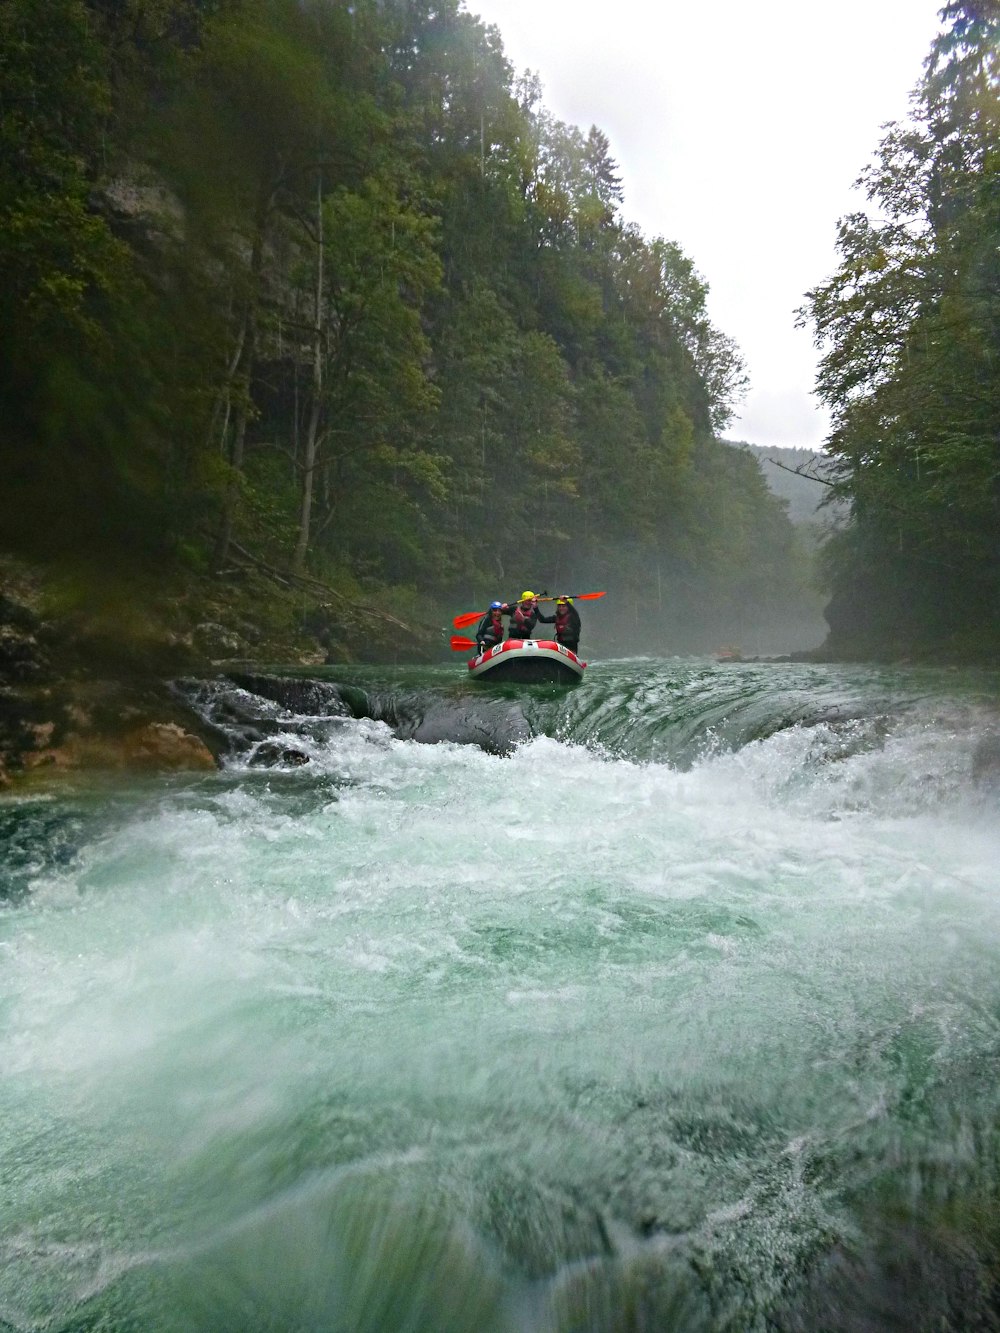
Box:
[450,635,477,652]
[537,591,606,604]
[452,590,606,630]
[453,610,493,629]
[453,609,495,629]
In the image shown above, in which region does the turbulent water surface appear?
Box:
[2,658,1000,1332]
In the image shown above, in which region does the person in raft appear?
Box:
[475,601,508,654]
[553,596,581,653]
[507,590,554,640]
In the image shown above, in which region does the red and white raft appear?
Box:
[467,638,586,684]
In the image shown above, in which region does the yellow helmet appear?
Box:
[556,597,569,605]
[520,590,535,601]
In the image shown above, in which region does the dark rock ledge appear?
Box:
[0,572,219,787]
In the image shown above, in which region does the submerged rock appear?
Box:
[248,742,311,768]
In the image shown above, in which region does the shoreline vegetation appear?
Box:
[0,551,424,788]
[0,549,990,790]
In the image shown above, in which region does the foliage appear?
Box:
[1,0,818,655]
[801,1,1000,660]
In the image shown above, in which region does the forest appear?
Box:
[802,0,1000,662]
[0,0,822,660]
[0,0,995,664]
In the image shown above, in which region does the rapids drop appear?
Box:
[2,659,1000,1331]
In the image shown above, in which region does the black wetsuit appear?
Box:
[475,608,507,653]
[509,602,553,640]
[554,603,581,652]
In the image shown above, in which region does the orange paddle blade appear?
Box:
[453,591,605,628]
[450,635,476,652]
[537,590,606,603]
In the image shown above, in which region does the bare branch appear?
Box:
[227,541,414,632]
[764,456,838,488]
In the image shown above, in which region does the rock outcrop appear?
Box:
[0,560,221,785]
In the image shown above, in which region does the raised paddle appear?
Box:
[452,590,606,630]
[453,609,494,629]
[453,609,497,629]
[536,592,606,604]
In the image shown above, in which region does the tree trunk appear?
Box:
[294,171,324,571]
[214,189,269,571]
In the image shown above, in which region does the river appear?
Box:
[2,658,999,1331]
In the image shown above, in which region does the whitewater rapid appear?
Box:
[1,659,999,1331]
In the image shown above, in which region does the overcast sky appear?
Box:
[465,0,944,450]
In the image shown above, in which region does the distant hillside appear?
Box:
[723,442,844,528]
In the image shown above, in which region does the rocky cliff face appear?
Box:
[0,560,221,785]
[0,548,441,786]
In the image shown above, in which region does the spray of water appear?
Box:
[2,660,999,1330]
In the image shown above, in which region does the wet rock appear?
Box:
[0,584,48,685]
[25,722,217,774]
[0,590,40,634]
[302,604,351,661]
[0,680,61,784]
[121,722,217,770]
[0,624,47,680]
[226,673,349,717]
[248,742,310,768]
[192,622,248,660]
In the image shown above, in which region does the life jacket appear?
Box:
[512,603,535,637]
[555,606,572,639]
[478,609,504,645]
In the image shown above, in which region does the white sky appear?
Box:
[465,0,944,450]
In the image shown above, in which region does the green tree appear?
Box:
[802,0,1000,658]
[0,0,197,557]
[290,174,444,569]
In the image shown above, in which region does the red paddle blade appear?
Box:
[450,635,476,652]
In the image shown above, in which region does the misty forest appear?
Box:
[2,0,998,669]
[0,0,986,671]
[3,0,997,663]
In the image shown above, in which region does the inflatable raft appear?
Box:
[468,638,586,684]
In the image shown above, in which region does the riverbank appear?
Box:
[5,550,996,788]
[0,554,432,787]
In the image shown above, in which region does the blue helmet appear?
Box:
[489,600,503,609]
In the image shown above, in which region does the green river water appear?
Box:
[2,658,1000,1331]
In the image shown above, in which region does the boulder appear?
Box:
[248,742,311,768]
[24,722,217,774]
[192,622,248,660]
[121,722,218,770]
